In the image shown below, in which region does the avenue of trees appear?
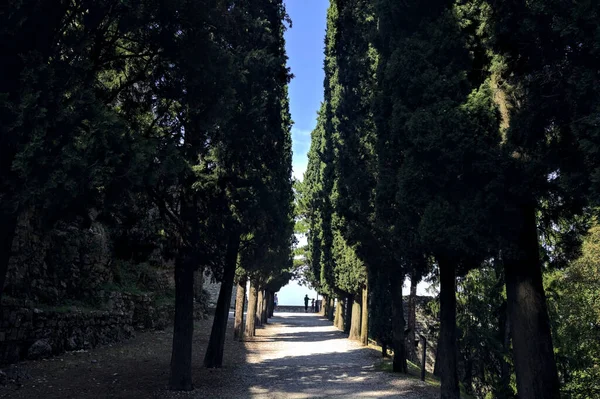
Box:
[2,0,599,398]
[298,1,600,399]
[1,0,294,391]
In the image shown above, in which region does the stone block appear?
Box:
[27,339,52,360]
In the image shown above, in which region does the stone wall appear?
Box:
[202,272,237,309]
[406,296,438,373]
[1,207,211,367]
[0,292,206,366]
[0,305,134,364]
[5,210,113,304]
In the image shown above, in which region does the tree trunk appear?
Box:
[321,294,328,316]
[267,291,274,318]
[256,289,264,327]
[233,274,247,341]
[406,273,418,363]
[438,257,459,399]
[328,297,335,321]
[261,290,268,324]
[0,211,18,301]
[504,206,560,399]
[203,233,240,368]
[360,284,368,346]
[245,282,258,338]
[334,296,344,330]
[381,342,388,357]
[344,294,353,334]
[169,254,195,391]
[193,268,204,303]
[433,334,441,377]
[390,272,407,373]
[349,294,362,341]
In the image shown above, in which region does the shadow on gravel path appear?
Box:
[0,312,438,399]
[191,312,439,399]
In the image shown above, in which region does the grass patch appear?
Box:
[372,348,474,399]
[374,357,440,387]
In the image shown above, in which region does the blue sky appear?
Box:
[277,1,327,302]
[284,0,329,180]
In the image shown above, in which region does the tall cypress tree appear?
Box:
[480,1,600,397]
[374,1,501,395]
[303,106,326,296]
[327,0,378,345]
[203,0,293,368]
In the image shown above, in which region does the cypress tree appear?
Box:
[374,0,501,395]
[480,1,600,397]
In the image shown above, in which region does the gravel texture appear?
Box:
[1,312,438,399]
[176,312,439,399]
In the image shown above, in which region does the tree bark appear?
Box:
[328,297,335,321]
[438,257,459,399]
[381,342,388,357]
[245,282,258,338]
[0,211,18,301]
[344,294,353,334]
[390,272,407,373]
[321,294,328,316]
[203,233,240,368]
[193,268,204,303]
[261,290,268,324]
[169,253,195,391]
[406,273,418,363]
[349,294,362,341]
[267,291,274,318]
[233,274,247,341]
[504,206,560,399]
[360,284,368,346]
[433,334,441,377]
[256,289,264,327]
[334,296,344,330]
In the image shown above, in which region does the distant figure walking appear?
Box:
[274,293,278,310]
[311,299,315,312]
[304,294,309,313]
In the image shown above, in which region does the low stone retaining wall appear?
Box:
[275,305,318,313]
[0,306,134,364]
[0,292,206,365]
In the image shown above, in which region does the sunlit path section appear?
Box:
[241,313,437,399]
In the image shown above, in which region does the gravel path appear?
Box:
[188,312,438,399]
[1,312,438,399]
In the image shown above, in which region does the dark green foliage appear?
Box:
[1,0,294,391]
[303,108,326,292]
[3,0,600,397]
[545,220,600,399]
[456,264,514,398]
[368,267,392,353]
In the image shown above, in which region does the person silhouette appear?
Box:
[304,294,309,313]
[311,298,315,312]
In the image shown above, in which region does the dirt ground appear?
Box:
[0,315,246,399]
[0,313,437,399]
